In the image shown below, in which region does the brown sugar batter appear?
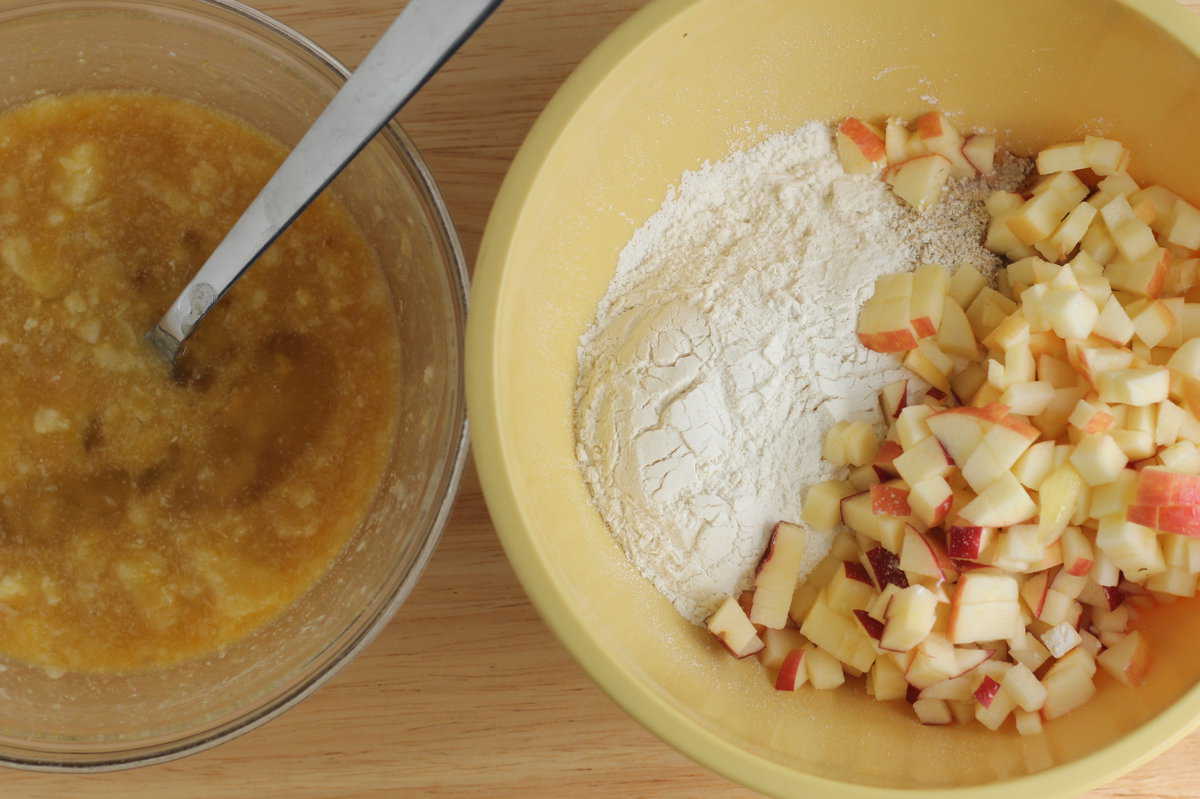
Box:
[0,92,398,672]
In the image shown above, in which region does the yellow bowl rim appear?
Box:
[466,0,1200,795]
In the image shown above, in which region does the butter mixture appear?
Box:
[0,92,398,671]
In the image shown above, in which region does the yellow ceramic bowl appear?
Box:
[468,0,1200,795]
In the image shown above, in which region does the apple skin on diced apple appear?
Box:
[750,522,809,629]
[1128,468,1200,537]
[947,523,993,561]
[837,117,886,174]
[874,440,903,479]
[914,112,974,177]
[867,546,909,589]
[963,135,996,176]
[973,675,1002,708]
[774,649,809,691]
[853,608,885,640]
[858,296,918,353]
[759,628,807,670]
[871,484,912,517]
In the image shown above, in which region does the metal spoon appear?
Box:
[146,0,502,363]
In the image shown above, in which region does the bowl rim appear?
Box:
[467,0,1200,795]
[0,0,470,772]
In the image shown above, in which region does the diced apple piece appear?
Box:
[707,596,764,657]
[1010,632,1052,673]
[948,265,988,310]
[842,420,879,467]
[823,561,877,613]
[975,681,1017,731]
[1131,300,1174,348]
[1008,190,1079,246]
[910,264,948,338]
[774,648,809,691]
[904,347,950,392]
[895,404,935,450]
[1083,136,1127,176]
[1036,202,1097,263]
[868,655,908,701]
[905,632,959,689]
[949,570,1022,644]
[1002,662,1047,712]
[1156,398,1185,448]
[1041,667,1096,721]
[999,381,1055,416]
[1068,399,1115,434]
[1167,338,1200,380]
[960,472,1035,528]
[1042,289,1098,340]
[1013,440,1055,490]
[836,117,886,174]
[963,135,995,176]
[992,524,1044,571]
[1036,142,1087,174]
[751,522,809,628]
[899,525,953,582]
[1070,434,1127,486]
[858,294,917,353]
[823,420,851,466]
[871,483,911,518]
[1165,199,1200,250]
[880,584,937,651]
[913,698,953,725]
[805,646,846,690]
[1097,515,1166,580]
[1105,248,1168,298]
[1159,441,1200,475]
[961,416,1038,492]
[880,379,908,420]
[1096,630,1150,687]
[893,434,953,487]
[842,492,904,553]
[759,628,808,670]
[1040,621,1082,659]
[1093,296,1135,345]
[800,601,876,673]
[849,465,881,491]
[803,480,855,532]
[908,476,953,528]
[1061,526,1095,576]
[1147,566,1197,597]
[1033,170,1090,204]
[914,112,974,177]
[1095,367,1169,406]
[936,297,978,359]
[884,118,909,165]
[927,406,997,465]
[888,154,953,212]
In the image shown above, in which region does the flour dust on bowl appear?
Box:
[468,0,1200,796]
[0,0,467,770]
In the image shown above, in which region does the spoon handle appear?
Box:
[149,0,502,359]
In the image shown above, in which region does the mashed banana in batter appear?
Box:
[0,92,398,671]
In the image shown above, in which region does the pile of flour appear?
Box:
[574,121,1029,625]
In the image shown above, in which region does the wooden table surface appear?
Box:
[10,1,1200,797]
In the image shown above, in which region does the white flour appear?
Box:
[575,121,1029,625]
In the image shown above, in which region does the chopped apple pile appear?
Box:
[707,133,1200,733]
[836,111,996,211]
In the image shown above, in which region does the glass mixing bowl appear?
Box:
[0,0,469,770]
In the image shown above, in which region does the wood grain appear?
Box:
[9,1,1200,797]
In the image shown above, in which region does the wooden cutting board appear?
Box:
[11,1,1200,796]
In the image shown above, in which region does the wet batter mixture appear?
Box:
[0,92,398,671]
